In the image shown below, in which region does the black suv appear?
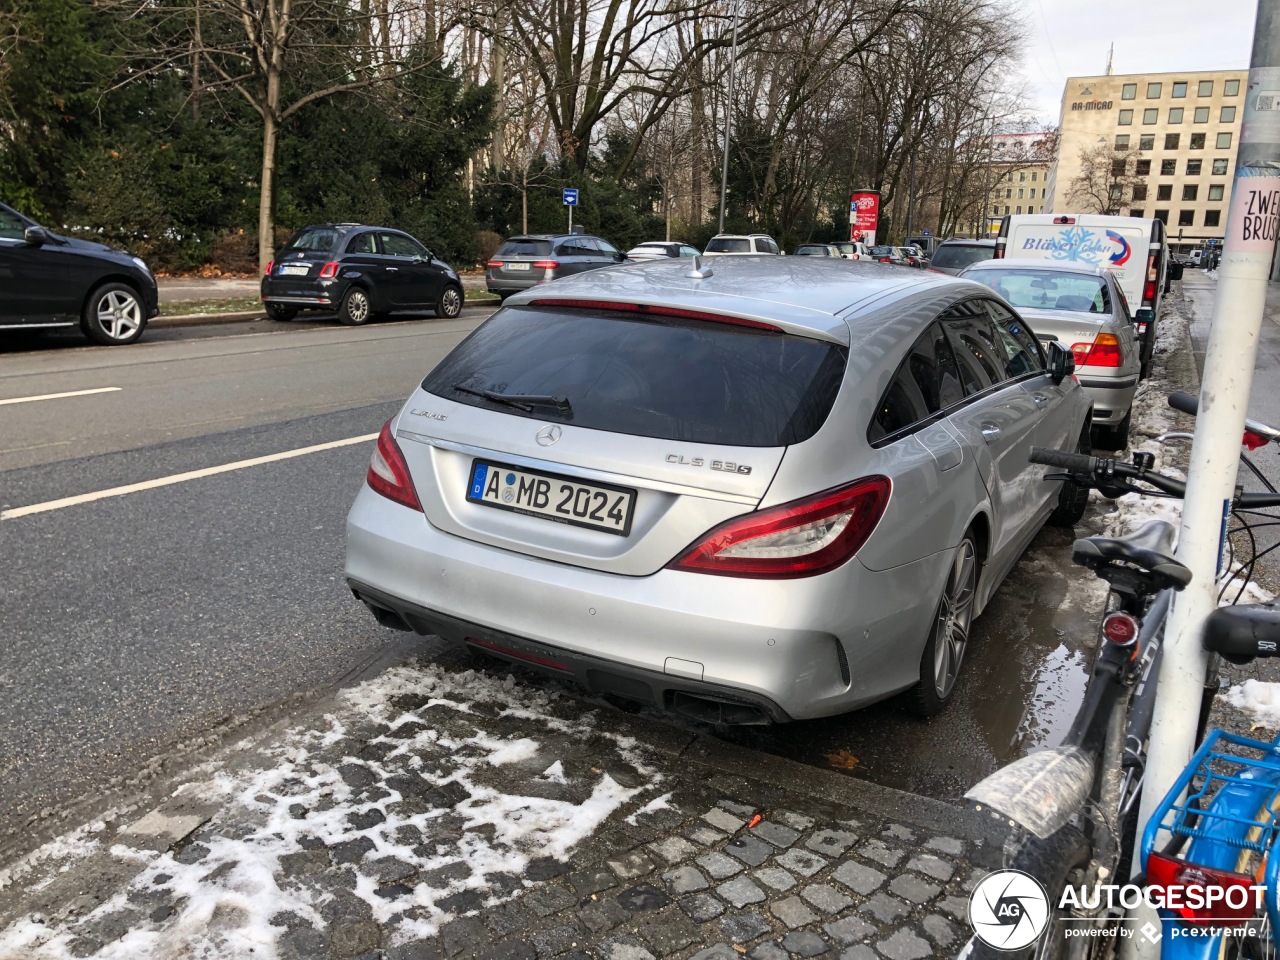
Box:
[262,224,464,325]
[485,233,624,299]
[0,202,159,345]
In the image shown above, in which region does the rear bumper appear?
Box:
[1078,374,1139,424]
[348,579,790,724]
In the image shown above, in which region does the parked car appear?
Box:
[928,238,997,276]
[625,242,702,262]
[704,234,781,256]
[794,244,842,257]
[869,245,906,265]
[896,246,928,268]
[904,234,940,259]
[834,241,871,261]
[487,233,624,299]
[345,257,1089,724]
[262,223,463,325]
[0,201,158,345]
[961,258,1141,449]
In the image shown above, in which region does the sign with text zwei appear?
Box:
[562,188,579,206]
[850,191,880,247]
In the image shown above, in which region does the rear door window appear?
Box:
[497,238,553,257]
[0,206,27,240]
[423,306,847,447]
[346,232,379,255]
[869,323,966,443]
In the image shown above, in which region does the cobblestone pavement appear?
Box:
[0,659,1001,959]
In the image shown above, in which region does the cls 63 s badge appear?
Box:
[665,454,752,475]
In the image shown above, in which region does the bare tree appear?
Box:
[1067,141,1144,216]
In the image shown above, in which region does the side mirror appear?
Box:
[613,252,625,262]
[24,225,50,246]
[1169,262,1184,282]
[1047,341,1076,384]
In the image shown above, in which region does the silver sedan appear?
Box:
[345,257,1091,722]
[960,258,1141,450]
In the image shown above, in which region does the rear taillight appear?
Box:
[264,260,274,276]
[1070,333,1124,368]
[486,259,504,268]
[532,260,561,269]
[319,261,340,279]
[1146,850,1258,925]
[1144,280,1157,303]
[1244,430,1270,450]
[1144,253,1158,303]
[1102,611,1139,646]
[1053,216,1077,224]
[668,477,891,578]
[366,420,422,512]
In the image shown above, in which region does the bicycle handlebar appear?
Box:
[1167,390,1280,443]
[1028,448,1100,473]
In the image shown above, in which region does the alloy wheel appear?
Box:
[933,538,977,699]
[96,291,142,341]
[346,290,370,323]
[440,286,462,317]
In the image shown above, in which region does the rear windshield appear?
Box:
[286,227,340,252]
[706,237,751,253]
[422,307,847,447]
[795,246,825,255]
[497,238,553,257]
[930,243,993,269]
[869,246,895,256]
[970,268,1112,314]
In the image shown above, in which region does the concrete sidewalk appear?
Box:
[0,656,1000,960]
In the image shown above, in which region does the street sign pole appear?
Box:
[1134,0,1280,915]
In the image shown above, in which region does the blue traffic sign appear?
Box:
[921,229,931,237]
[1208,238,1219,246]
[562,188,579,206]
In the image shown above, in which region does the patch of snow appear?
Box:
[1225,679,1280,729]
[625,791,674,826]
[538,761,568,784]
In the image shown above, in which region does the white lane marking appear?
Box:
[1,433,379,520]
[0,387,122,406]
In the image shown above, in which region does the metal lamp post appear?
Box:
[717,0,742,234]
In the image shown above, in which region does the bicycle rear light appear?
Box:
[1102,611,1140,646]
[1145,851,1257,925]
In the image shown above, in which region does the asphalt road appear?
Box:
[0,310,1106,860]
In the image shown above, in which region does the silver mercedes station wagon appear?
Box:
[345,257,1091,723]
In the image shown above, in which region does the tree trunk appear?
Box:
[257,58,282,271]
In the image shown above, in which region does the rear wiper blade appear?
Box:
[452,384,572,415]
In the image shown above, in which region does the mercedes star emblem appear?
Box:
[536,425,562,446]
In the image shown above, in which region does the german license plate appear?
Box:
[466,461,635,536]
[279,264,310,276]
[506,261,531,271]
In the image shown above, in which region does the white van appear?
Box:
[995,214,1168,377]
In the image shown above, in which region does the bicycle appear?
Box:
[959,395,1280,959]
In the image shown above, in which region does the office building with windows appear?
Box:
[982,132,1052,235]
[1044,69,1247,253]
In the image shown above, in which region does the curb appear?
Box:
[153,301,496,329]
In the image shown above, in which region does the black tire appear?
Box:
[1139,321,1157,380]
[265,303,297,322]
[968,827,1098,960]
[80,282,147,345]
[1048,433,1092,527]
[436,284,463,319]
[338,286,373,326]
[1093,411,1132,452]
[908,532,979,717]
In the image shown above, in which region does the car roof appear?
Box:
[504,255,980,345]
[507,233,601,241]
[710,233,773,240]
[938,238,996,247]
[965,257,1112,278]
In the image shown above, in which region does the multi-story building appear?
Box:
[981,133,1052,236]
[1045,69,1247,255]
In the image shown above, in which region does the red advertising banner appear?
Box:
[850,191,880,246]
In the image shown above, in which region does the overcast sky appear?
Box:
[1016,0,1257,127]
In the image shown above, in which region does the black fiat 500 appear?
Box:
[262,224,464,325]
[0,201,158,345]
